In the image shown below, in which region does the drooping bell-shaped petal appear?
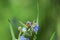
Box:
[20,35,25,40]
[33,23,38,32]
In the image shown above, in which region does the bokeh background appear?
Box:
[0,0,60,40]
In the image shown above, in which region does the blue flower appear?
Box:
[20,35,25,40]
[20,35,30,40]
[33,24,38,32]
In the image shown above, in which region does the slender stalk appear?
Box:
[18,28,22,40]
[37,0,39,24]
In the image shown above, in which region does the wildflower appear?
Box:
[20,35,29,40]
[20,35,25,40]
[33,23,38,32]
[26,21,31,28]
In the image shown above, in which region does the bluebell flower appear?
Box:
[20,35,25,40]
[33,24,38,32]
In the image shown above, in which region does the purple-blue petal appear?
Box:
[20,35,25,40]
[33,24,38,32]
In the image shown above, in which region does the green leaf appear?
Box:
[9,23,16,40]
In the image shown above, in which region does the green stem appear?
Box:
[37,0,39,24]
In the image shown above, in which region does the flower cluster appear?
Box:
[18,21,39,40]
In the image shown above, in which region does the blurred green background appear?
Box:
[0,0,60,40]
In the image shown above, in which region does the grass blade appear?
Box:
[50,32,56,40]
[9,23,16,40]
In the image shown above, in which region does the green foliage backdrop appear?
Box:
[0,0,60,40]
